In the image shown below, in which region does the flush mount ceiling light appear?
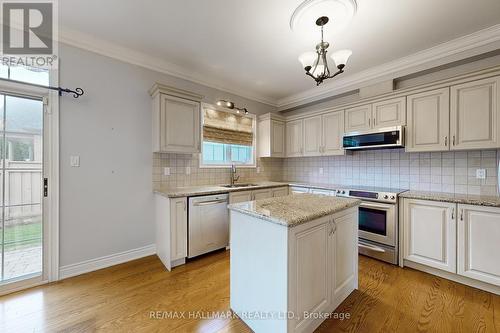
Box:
[216,100,249,114]
[290,0,357,36]
[298,16,352,85]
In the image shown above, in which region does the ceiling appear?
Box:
[59,0,500,108]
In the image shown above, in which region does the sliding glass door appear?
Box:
[0,94,44,284]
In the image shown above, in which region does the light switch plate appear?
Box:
[185,166,191,175]
[476,169,486,179]
[70,155,80,167]
[163,167,170,176]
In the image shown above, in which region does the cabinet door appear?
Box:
[229,191,253,204]
[322,111,345,156]
[286,120,304,157]
[450,77,500,150]
[458,204,500,286]
[252,189,272,200]
[289,218,331,331]
[345,104,372,132]
[372,97,406,128]
[170,197,187,261]
[403,199,456,272]
[406,88,450,152]
[272,187,289,198]
[160,95,201,153]
[303,116,322,156]
[271,120,285,157]
[331,211,358,303]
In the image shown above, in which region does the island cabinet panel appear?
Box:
[458,204,500,286]
[403,199,456,273]
[331,210,359,305]
[288,217,332,333]
[450,77,500,150]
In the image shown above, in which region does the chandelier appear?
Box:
[298,16,352,86]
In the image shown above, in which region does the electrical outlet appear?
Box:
[319,167,324,175]
[476,169,486,179]
[70,155,80,167]
[163,167,170,176]
[185,166,191,175]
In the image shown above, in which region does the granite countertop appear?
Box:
[400,190,500,207]
[154,181,289,198]
[228,193,361,227]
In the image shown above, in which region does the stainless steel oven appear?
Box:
[337,187,406,264]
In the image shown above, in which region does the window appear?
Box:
[201,107,255,167]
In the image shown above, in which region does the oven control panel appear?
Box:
[335,189,398,203]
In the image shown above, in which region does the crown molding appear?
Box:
[58,27,279,107]
[277,24,500,111]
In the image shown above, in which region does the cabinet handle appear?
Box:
[183,201,186,211]
[368,118,371,127]
[444,136,448,146]
[452,135,455,146]
[460,209,463,221]
[451,207,454,219]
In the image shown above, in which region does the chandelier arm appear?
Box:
[325,68,345,79]
[310,51,321,78]
[322,51,330,77]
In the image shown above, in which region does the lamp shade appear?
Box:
[330,49,352,67]
[298,51,317,69]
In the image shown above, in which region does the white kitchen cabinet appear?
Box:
[450,77,500,150]
[457,204,500,286]
[331,210,358,305]
[258,113,286,158]
[290,186,310,194]
[372,97,406,128]
[406,88,450,152]
[155,195,187,271]
[253,189,273,200]
[321,111,345,156]
[150,83,202,153]
[345,104,372,132]
[403,199,456,273]
[229,191,253,204]
[272,187,289,198]
[286,119,304,157]
[303,116,322,156]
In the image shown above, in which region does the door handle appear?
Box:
[193,199,227,206]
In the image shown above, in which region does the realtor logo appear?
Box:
[2,2,53,54]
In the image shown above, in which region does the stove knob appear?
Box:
[336,190,341,193]
[384,195,389,199]
[390,195,395,200]
[342,191,346,194]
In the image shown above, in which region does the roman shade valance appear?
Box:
[203,109,253,146]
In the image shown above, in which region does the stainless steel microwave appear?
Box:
[343,126,405,150]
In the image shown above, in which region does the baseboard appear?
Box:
[59,244,156,280]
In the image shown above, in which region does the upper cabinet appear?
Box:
[345,97,406,133]
[303,116,322,156]
[345,104,372,132]
[321,111,345,156]
[372,97,406,128]
[450,77,500,150]
[406,88,450,152]
[257,113,285,158]
[286,119,304,157]
[150,83,203,154]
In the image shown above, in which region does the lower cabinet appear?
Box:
[403,199,500,289]
[403,199,456,273]
[272,187,289,198]
[458,204,500,286]
[253,189,273,200]
[229,187,289,203]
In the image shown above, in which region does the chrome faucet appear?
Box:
[230,164,240,186]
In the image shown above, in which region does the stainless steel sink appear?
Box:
[220,183,258,188]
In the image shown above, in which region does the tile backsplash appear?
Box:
[283,149,499,196]
[153,153,283,189]
[153,149,499,196]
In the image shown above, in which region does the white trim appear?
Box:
[277,24,500,110]
[58,27,277,107]
[59,24,500,110]
[59,244,157,280]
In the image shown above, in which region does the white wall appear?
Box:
[58,43,275,267]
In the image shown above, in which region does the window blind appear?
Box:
[203,109,253,146]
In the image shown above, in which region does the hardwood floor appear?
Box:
[0,251,498,332]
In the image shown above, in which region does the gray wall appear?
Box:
[59,43,275,267]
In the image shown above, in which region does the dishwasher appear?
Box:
[188,193,229,258]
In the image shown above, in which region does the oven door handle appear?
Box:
[359,241,386,253]
[359,202,394,210]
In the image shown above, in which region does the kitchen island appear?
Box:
[228,194,360,333]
